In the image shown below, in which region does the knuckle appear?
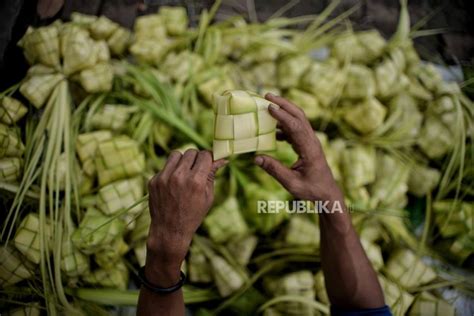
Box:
[190,175,202,187]
[202,150,212,161]
[289,119,301,132]
[286,180,299,193]
[169,173,182,186]
[148,174,159,189]
[156,175,166,187]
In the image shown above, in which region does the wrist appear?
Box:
[145,234,188,287]
[144,252,183,287]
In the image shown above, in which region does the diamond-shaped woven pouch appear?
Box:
[95,135,145,186]
[13,213,51,264]
[97,176,144,216]
[0,97,28,125]
[212,90,277,160]
[0,157,22,182]
[71,207,125,255]
[0,246,35,287]
[76,130,113,177]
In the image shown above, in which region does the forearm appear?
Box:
[137,250,185,316]
[319,189,385,309]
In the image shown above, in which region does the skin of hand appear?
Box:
[255,94,340,202]
[255,93,386,310]
[138,150,227,316]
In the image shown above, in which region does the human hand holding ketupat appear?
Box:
[256,93,386,311]
[138,93,387,316]
[139,150,227,316]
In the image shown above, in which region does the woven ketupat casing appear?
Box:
[19,25,60,67]
[76,130,113,177]
[433,200,471,238]
[71,207,125,255]
[97,177,144,216]
[212,90,278,160]
[60,25,98,75]
[13,213,51,264]
[0,97,28,125]
[19,73,63,109]
[277,54,312,89]
[90,104,132,131]
[90,16,119,40]
[162,51,204,83]
[159,6,188,35]
[417,115,453,159]
[95,135,145,186]
[408,164,441,197]
[227,235,258,266]
[285,216,320,247]
[130,40,170,64]
[341,144,376,188]
[203,197,249,243]
[384,249,437,289]
[108,27,131,55]
[79,63,114,93]
[188,242,213,283]
[343,98,387,134]
[61,238,89,277]
[268,270,315,315]
[0,157,22,182]
[211,255,245,297]
[95,238,129,269]
[134,241,147,267]
[314,271,329,305]
[301,62,344,107]
[331,30,386,65]
[94,40,111,63]
[407,292,455,316]
[83,260,129,290]
[378,275,414,315]
[0,246,35,287]
[361,239,384,271]
[129,210,151,243]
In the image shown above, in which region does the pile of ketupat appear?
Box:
[0,0,472,315]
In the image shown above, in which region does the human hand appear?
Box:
[255,93,341,202]
[145,150,227,286]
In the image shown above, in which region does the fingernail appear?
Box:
[269,103,278,111]
[255,156,263,165]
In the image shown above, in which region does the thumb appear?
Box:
[208,159,228,182]
[255,155,295,188]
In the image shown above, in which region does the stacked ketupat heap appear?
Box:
[0,98,26,182]
[212,90,278,160]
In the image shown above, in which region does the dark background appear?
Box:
[1,0,473,89]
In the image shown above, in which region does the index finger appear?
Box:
[269,106,316,157]
[265,93,305,119]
